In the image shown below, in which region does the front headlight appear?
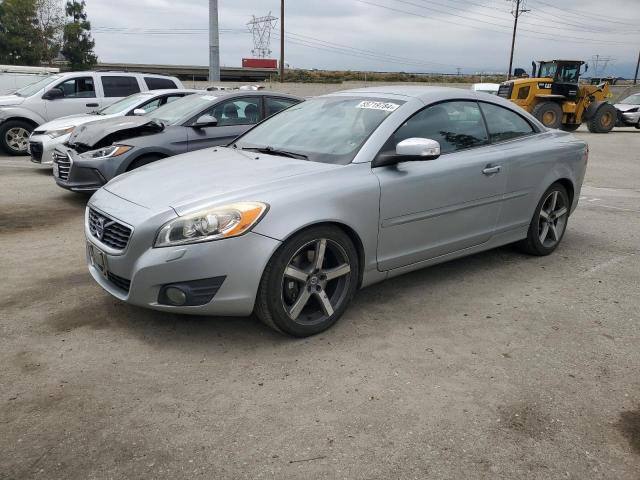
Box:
[80,145,133,160]
[154,202,268,247]
[46,126,75,138]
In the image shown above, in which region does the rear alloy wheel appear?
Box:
[532,102,563,129]
[518,183,570,256]
[255,226,359,337]
[0,120,33,156]
[587,103,616,133]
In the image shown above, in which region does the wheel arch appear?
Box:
[273,220,366,289]
[119,150,171,173]
[0,116,39,130]
[554,177,575,207]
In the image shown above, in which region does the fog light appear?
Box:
[164,287,187,306]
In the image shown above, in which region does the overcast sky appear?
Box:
[86,0,640,76]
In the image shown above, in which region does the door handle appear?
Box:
[86,103,99,107]
[482,165,502,175]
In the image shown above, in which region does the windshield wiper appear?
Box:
[240,146,308,160]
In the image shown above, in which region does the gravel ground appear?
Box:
[1,123,639,479]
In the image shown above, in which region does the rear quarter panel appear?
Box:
[500,130,587,233]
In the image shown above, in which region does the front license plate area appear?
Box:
[87,243,108,278]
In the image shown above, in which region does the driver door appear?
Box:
[186,97,262,151]
[374,100,507,271]
[44,75,100,120]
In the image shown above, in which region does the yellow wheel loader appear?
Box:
[497,60,616,133]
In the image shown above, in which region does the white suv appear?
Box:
[0,71,183,156]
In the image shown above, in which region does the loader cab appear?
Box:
[535,60,586,101]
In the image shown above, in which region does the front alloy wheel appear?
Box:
[518,183,570,256]
[255,226,359,336]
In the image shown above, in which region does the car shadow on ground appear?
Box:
[31,243,544,349]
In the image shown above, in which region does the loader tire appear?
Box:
[587,103,616,133]
[532,102,563,129]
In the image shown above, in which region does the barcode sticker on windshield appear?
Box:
[357,101,400,112]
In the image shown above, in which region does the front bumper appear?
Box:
[52,146,111,192]
[85,189,281,316]
[29,133,70,165]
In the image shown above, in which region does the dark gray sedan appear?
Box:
[52,91,302,192]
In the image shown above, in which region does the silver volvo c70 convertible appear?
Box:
[85,86,588,337]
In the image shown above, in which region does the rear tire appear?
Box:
[518,183,570,256]
[0,120,33,156]
[254,225,359,337]
[587,103,616,133]
[532,102,563,129]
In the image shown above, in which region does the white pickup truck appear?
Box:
[0,71,183,155]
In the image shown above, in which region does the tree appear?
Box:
[0,0,43,66]
[35,0,65,66]
[62,0,97,70]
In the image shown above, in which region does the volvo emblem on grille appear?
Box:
[91,216,114,241]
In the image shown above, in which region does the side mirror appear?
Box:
[42,87,64,100]
[373,138,441,168]
[132,108,147,116]
[192,114,218,128]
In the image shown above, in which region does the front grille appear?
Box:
[29,141,43,162]
[497,83,513,99]
[88,208,133,251]
[107,272,131,293]
[53,150,71,180]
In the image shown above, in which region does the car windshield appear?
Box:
[98,92,154,115]
[15,75,62,97]
[233,96,404,164]
[621,94,640,105]
[151,94,217,125]
[538,62,557,78]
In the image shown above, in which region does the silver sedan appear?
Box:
[85,86,588,337]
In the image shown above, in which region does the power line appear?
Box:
[355,0,635,46]
[529,0,639,27]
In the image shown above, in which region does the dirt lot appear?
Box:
[1,125,639,479]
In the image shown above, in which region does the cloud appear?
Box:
[85,0,640,76]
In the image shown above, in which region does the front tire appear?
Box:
[518,183,570,256]
[0,120,33,156]
[532,102,563,129]
[255,225,359,337]
[587,103,616,133]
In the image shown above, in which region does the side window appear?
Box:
[385,101,488,155]
[209,98,261,127]
[55,77,95,98]
[265,97,298,117]
[137,97,163,113]
[164,94,185,105]
[144,77,178,90]
[479,102,535,143]
[101,76,141,97]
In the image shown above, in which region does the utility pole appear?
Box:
[507,0,529,80]
[634,50,639,85]
[279,0,285,81]
[209,0,220,83]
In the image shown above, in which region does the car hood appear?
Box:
[103,147,340,215]
[0,94,24,107]
[614,103,640,112]
[67,115,164,150]
[37,113,115,131]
